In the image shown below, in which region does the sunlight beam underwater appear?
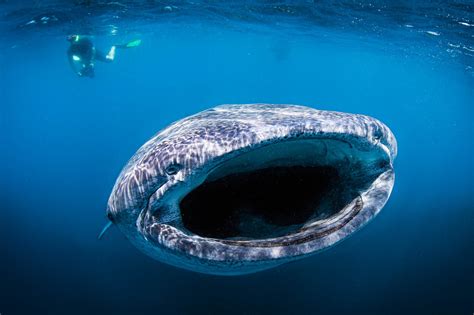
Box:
[105,104,397,275]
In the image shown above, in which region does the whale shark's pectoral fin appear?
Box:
[98,221,113,240]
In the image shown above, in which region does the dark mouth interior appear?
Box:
[178,139,388,240]
[181,166,344,239]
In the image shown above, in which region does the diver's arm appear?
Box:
[67,51,80,75]
[67,51,82,76]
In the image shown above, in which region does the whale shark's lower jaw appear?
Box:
[139,135,394,275]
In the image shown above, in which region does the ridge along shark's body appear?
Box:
[106,104,397,275]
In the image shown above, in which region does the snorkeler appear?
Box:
[66,35,141,78]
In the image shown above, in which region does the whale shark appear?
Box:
[105,104,397,275]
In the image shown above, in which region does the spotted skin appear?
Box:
[107,104,397,275]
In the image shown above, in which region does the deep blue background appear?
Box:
[1,25,473,314]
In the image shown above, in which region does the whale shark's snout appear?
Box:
[106,104,397,275]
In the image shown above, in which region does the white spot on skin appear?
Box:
[271,247,281,258]
[463,46,474,52]
[426,31,440,36]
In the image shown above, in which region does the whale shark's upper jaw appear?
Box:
[107,104,397,275]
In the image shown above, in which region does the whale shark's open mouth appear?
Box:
[172,137,390,242]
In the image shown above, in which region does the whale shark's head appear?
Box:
[106,104,397,275]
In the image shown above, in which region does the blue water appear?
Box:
[1,1,473,314]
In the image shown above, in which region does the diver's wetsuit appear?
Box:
[67,36,112,78]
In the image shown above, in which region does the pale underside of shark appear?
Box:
[106,104,397,275]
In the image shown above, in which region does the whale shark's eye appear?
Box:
[165,163,182,176]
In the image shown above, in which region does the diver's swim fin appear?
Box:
[125,39,141,48]
[98,221,113,240]
[115,39,142,49]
